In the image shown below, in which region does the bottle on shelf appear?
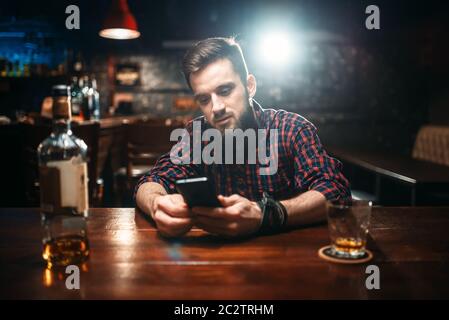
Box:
[72,52,84,77]
[90,75,101,120]
[37,84,90,269]
[70,76,84,121]
[81,75,92,121]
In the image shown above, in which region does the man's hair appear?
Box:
[182,37,249,89]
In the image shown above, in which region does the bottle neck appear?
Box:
[53,119,71,134]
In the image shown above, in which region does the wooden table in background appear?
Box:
[1,207,449,299]
[327,146,449,206]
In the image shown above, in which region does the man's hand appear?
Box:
[152,194,193,238]
[191,194,263,237]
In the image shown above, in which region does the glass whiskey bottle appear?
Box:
[38,85,90,268]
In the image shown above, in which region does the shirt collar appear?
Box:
[251,100,266,129]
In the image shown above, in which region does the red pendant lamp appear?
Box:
[99,0,140,40]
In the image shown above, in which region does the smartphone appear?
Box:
[175,177,221,208]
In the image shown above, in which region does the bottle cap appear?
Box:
[52,85,71,97]
[51,85,72,120]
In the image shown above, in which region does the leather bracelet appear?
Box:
[257,192,288,234]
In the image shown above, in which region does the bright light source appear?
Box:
[99,0,140,40]
[259,32,297,66]
[99,28,140,40]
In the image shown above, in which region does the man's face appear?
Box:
[190,59,249,132]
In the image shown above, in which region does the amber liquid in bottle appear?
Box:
[38,85,90,269]
[43,235,90,268]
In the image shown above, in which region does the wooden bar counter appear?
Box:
[1,207,448,299]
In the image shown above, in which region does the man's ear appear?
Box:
[246,74,257,99]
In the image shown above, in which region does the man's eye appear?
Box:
[198,97,210,105]
[218,88,231,96]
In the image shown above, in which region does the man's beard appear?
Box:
[237,99,258,131]
[228,90,258,131]
[220,94,259,164]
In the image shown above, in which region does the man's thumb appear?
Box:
[217,194,239,207]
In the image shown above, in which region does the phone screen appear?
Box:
[175,177,221,207]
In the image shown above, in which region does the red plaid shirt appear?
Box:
[135,102,351,202]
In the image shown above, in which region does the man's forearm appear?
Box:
[136,182,167,218]
[280,190,327,227]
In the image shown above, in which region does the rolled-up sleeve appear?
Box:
[291,124,351,201]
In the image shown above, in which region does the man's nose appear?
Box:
[211,94,225,115]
